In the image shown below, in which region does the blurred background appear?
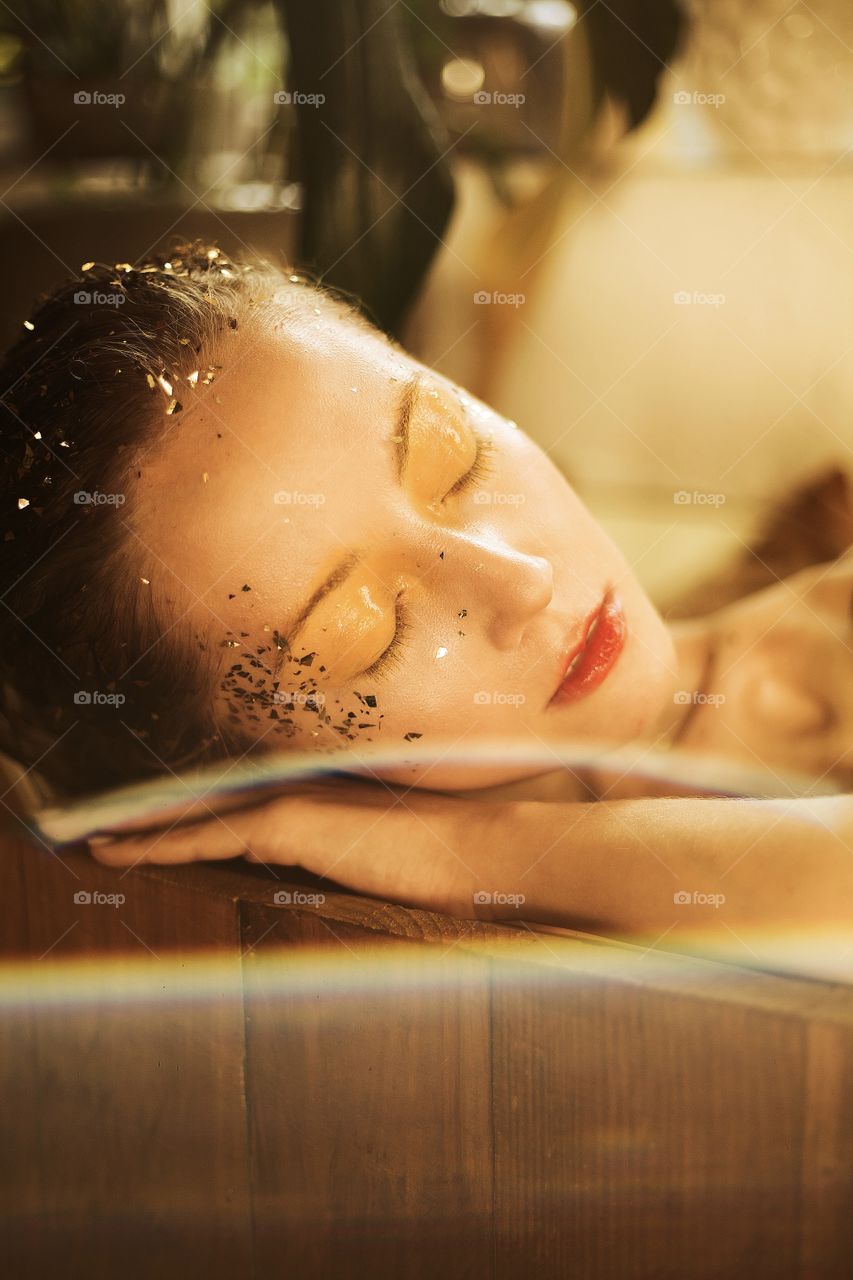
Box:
[1,0,852,609]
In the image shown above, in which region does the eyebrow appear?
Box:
[277,372,419,655]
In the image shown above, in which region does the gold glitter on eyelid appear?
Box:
[392,376,473,489]
[278,377,467,659]
[297,583,400,683]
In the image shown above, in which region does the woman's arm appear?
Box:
[503,792,853,939]
[88,784,853,974]
[503,791,853,979]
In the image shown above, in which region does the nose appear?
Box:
[431,527,554,650]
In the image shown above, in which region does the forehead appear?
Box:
[130,301,414,639]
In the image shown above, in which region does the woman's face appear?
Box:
[133,288,678,790]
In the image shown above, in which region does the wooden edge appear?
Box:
[126,856,853,1027]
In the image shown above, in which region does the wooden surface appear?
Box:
[2,834,853,1279]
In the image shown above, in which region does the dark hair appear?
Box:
[0,240,301,802]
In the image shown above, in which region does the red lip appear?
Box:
[549,587,626,706]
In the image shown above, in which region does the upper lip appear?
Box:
[551,589,609,700]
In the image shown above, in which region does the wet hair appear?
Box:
[0,240,314,802]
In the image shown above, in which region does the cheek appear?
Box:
[389,653,535,731]
[370,656,480,731]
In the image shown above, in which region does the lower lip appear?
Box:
[550,588,626,706]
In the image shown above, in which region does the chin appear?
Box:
[587,596,677,748]
[376,756,557,793]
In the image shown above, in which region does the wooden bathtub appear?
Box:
[2,833,852,1279]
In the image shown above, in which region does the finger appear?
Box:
[87,805,267,868]
[85,782,370,869]
[87,775,376,840]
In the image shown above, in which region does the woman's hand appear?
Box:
[86,778,520,921]
[85,781,853,978]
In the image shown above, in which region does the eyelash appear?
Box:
[362,594,413,680]
[363,433,497,680]
[443,434,497,499]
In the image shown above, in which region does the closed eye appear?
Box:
[443,434,496,500]
[362,428,497,684]
[358,401,499,686]
[361,594,412,681]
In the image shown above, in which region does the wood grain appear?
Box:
[2,835,853,1278]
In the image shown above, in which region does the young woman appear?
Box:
[2,243,851,971]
